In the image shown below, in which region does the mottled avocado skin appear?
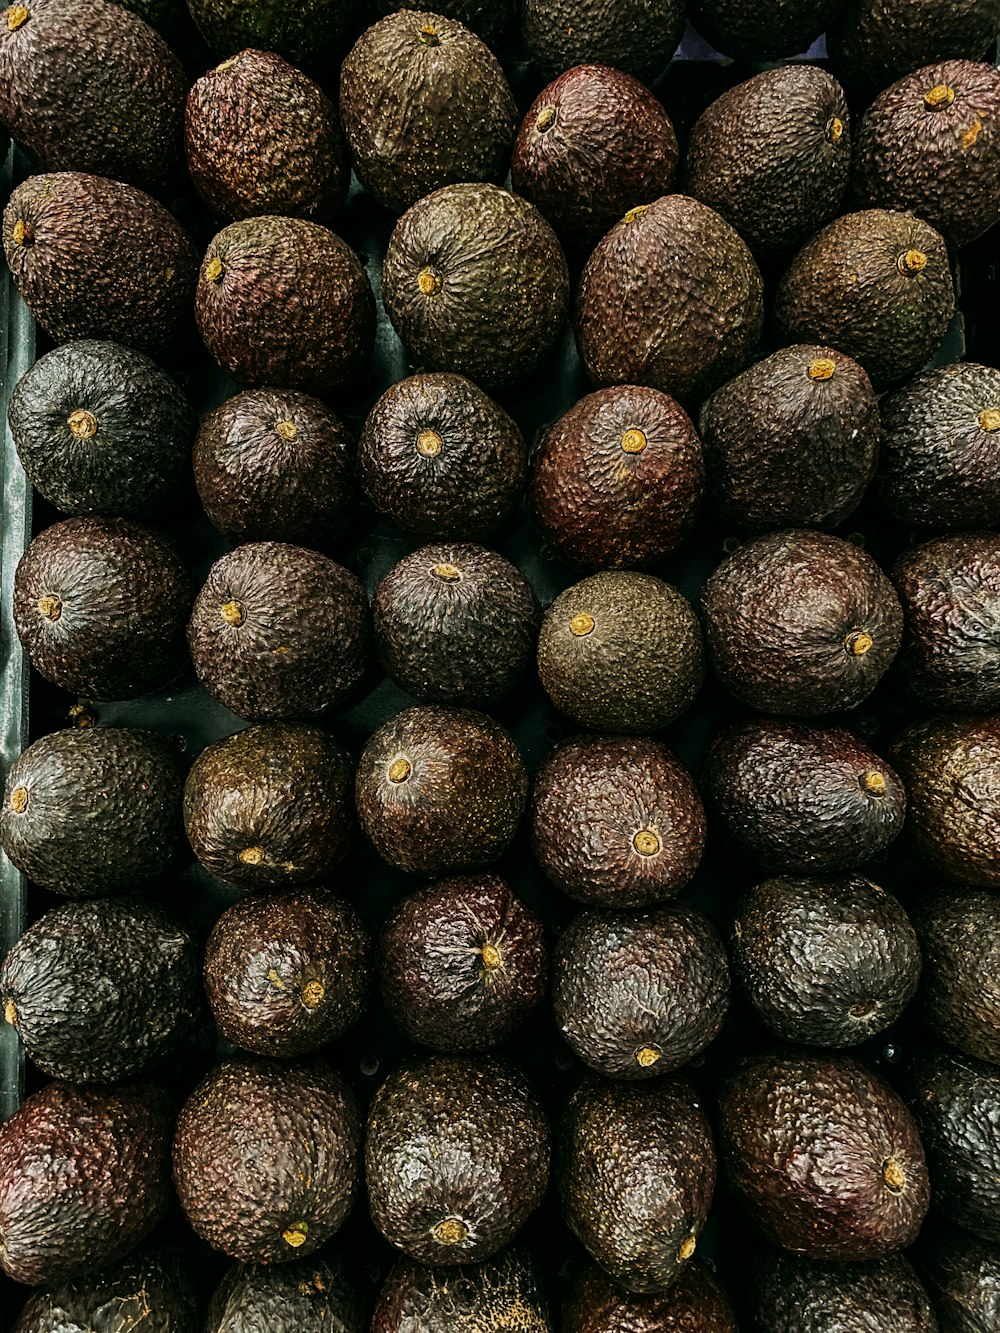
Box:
[752,1250,938,1332]
[562,1261,737,1332]
[373,0,515,46]
[205,1254,365,1332]
[910,886,1000,1067]
[689,0,842,60]
[520,0,686,83]
[829,0,1000,94]
[917,1228,1000,1332]
[186,0,351,69]
[374,1246,550,1332]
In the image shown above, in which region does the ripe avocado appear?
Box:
[520,0,686,84]
[372,0,514,45]
[562,1262,737,1332]
[752,1250,938,1332]
[829,0,1000,95]
[185,0,351,69]
[917,1228,1000,1332]
[206,1255,365,1331]
[689,0,842,60]
[374,1245,551,1332]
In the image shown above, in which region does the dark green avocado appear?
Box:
[185,0,351,70]
[910,885,1000,1066]
[365,1055,550,1265]
[374,1245,551,1332]
[829,0,1000,94]
[917,1228,1000,1332]
[752,1250,938,1332]
[520,0,686,84]
[206,1254,364,1332]
[562,1261,737,1332]
[689,0,842,60]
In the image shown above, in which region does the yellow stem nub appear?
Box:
[636,1045,662,1068]
[300,979,325,1008]
[433,1218,468,1245]
[204,256,225,283]
[845,630,873,657]
[37,595,61,622]
[416,429,443,457]
[535,105,556,132]
[388,758,411,784]
[808,358,836,381]
[418,266,442,296]
[679,1235,697,1261]
[621,428,647,454]
[11,218,32,246]
[432,563,461,582]
[3,999,17,1026]
[633,829,661,856]
[9,787,27,815]
[570,612,595,637]
[68,409,97,440]
[238,846,265,866]
[418,22,439,45]
[898,250,927,274]
[862,771,887,796]
[883,1158,906,1193]
[275,419,297,441]
[282,1221,309,1247]
[827,116,844,142]
[624,205,647,225]
[220,599,246,627]
[979,408,1000,432]
[6,6,28,30]
[481,942,502,970]
[924,84,955,109]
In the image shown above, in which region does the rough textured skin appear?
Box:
[689,0,842,60]
[194,388,356,549]
[183,723,354,889]
[531,735,706,908]
[684,66,851,259]
[718,1052,930,1260]
[559,1075,716,1293]
[355,706,527,875]
[377,874,547,1051]
[703,720,906,873]
[195,216,375,398]
[358,373,526,541]
[0,1080,172,1285]
[729,875,921,1047]
[528,385,704,570]
[876,363,1000,529]
[204,886,370,1058]
[381,184,570,392]
[1,896,199,1083]
[699,344,879,534]
[536,571,704,732]
[520,0,686,83]
[2,173,197,360]
[511,65,679,257]
[752,1250,938,1332]
[373,0,513,45]
[575,195,764,406]
[373,1245,551,1331]
[0,0,184,195]
[0,726,184,897]
[205,1255,364,1331]
[373,544,539,705]
[366,1056,550,1265]
[186,542,370,722]
[829,0,1000,94]
[13,517,191,700]
[775,209,956,391]
[918,1230,1000,1332]
[562,1262,736,1332]
[8,339,195,518]
[172,1058,360,1263]
[701,529,903,716]
[186,0,350,68]
[910,886,1000,1066]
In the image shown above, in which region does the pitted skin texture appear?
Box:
[186,542,370,722]
[373,1245,551,1331]
[185,0,350,69]
[701,529,903,716]
[204,886,370,1058]
[718,1051,930,1260]
[374,0,514,46]
[205,1255,365,1332]
[558,1075,716,1293]
[752,1251,938,1332]
[0,1080,172,1285]
[381,183,570,392]
[528,385,704,570]
[689,0,842,60]
[918,1229,1000,1331]
[365,1056,550,1265]
[0,726,184,897]
[183,723,354,889]
[774,208,955,390]
[376,873,546,1051]
[0,896,199,1083]
[829,0,1000,95]
[575,195,764,406]
[520,0,685,83]
[562,1262,736,1332]
[172,1058,360,1264]
[13,517,191,701]
[729,875,921,1047]
[2,173,197,360]
[910,886,1000,1065]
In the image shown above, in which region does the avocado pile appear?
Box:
[2,0,1000,1328]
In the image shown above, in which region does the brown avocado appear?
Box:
[917,1227,1000,1332]
[373,1245,551,1332]
[371,0,514,47]
[752,1250,938,1332]
[205,1254,365,1332]
[562,1262,737,1332]
[520,0,686,85]
[689,0,842,61]
[828,0,1000,95]
[910,885,1000,1066]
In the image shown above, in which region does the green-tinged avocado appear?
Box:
[536,571,704,732]
[917,1229,1000,1332]
[718,1051,930,1260]
[698,344,879,534]
[829,0,1000,95]
[366,1055,550,1265]
[186,542,370,722]
[374,1245,551,1332]
[562,1261,737,1332]
[520,0,685,84]
[752,1250,938,1332]
[701,529,903,716]
[381,183,570,392]
[729,875,921,1047]
[185,0,350,69]
[172,1057,360,1263]
[689,0,842,60]
[206,1255,365,1331]
[373,544,539,705]
[910,885,1000,1066]
[13,517,191,700]
[355,706,527,875]
[0,1080,172,1285]
[575,195,764,406]
[559,1075,716,1293]
[0,726,184,897]
[376,873,546,1051]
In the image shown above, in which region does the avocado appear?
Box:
[206,1254,365,1332]
[528,385,704,570]
[718,1051,930,1260]
[372,0,513,45]
[8,339,195,519]
[536,571,704,732]
[186,542,370,722]
[365,1055,550,1265]
[531,735,706,908]
[13,517,191,700]
[185,0,350,70]
[358,372,527,541]
[729,874,921,1047]
[703,720,906,873]
[2,173,197,360]
[381,183,570,392]
[373,544,539,706]
[355,706,527,875]
[376,873,547,1051]
[172,1057,361,1263]
[183,723,355,889]
[185,49,348,223]
[553,903,730,1079]
[0,726,184,897]
[689,0,842,60]
[374,1245,551,1332]
[699,344,879,534]
[917,1229,1000,1332]
[562,1262,737,1332]
[195,216,376,398]
[112,0,183,33]
[752,1250,938,1332]
[510,65,679,259]
[684,66,851,260]
[701,529,903,716]
[0,1080,172,1284]
[559,1074,716,1293]
[775,209,956,390]
[520,0,686,84]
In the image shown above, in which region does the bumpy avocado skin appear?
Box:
[206,1255,364,1332]
[562,1262,737,1332]
[752,1250,938,1332]
[918,1229,1000,1332]
[372,0,514,46]
[689,0,842,60]
[910,886,1000,1066]
[829,0,1000,95]
[374,1245,551,1332]
[186,0,351,69]
[520,0,686,83]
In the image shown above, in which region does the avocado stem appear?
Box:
[37,594,62,623]
[3,999,17,1027]
[418,21,440,45]
[204,256,225,284]
[275,419,297,441]
[620,428,647,454]
[9,786,28,814]
[897,250,927,275]
[300,979,325,1008]
[826,116,844,143]
[432,563,462,582]
[979,408,1000,433]
[883,1158,906,1193]
[67,409,98,440]
[417,267,443,297]
[633,829,661,857]
[807,358,836,381]
[481,942,502,970]
[6,5,28,30]
[416,429,443,458]
[282,1221,309,1248]
[11,218,33,246]
[433,1217,468,1245]
[635,1045,662,1068]
[623,205,647,225]
[923,84,955,109]
[535,105,556,133]
[845,630,873,657]
[388,757,412,784]
[238,845,265,866]
[861,771,886,796]
[678,1235,697,1261]
[220,599,246,627]
[570,613,595,637]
